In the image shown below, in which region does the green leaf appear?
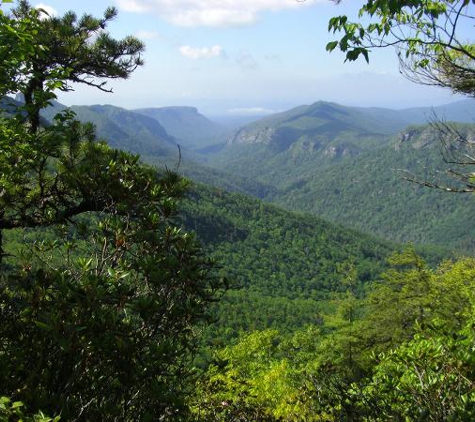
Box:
[326,41,339,52]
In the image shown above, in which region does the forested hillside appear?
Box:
[268,124,475,251]
[181,184,396,344]
[207,106,475,252]
[41,102,179,156]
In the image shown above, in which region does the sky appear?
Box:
[19,0,470,116]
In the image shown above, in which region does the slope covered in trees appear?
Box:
[206,104,475,252]
[268,123,475,251]
[180,184,402,344]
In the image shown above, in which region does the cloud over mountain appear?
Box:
[179,45,224,59]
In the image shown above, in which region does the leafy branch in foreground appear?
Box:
[327,1,475,94]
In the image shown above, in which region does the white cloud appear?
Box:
[116,0,317,27]
[134,30,161,40]
[228,107,276,115]
[236,50,258,70]
[179,45,224,60]
[35,3,58,18]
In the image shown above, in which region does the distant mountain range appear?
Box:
[225,99,475,150]
[34,96,475,252]
[133,106,227,149]
[206,100,475,252]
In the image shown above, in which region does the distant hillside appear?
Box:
[208,102,401,189]
[277,123,474,252]
[206,101,475,252]
[210,101,427,180]
[134,106,226,149]
[39,101,276,197]
[182,184,399,342]
[227,124,475,252]
[0,96,23,115]
[42,103,177,157]
[401,99,475,123]
[223,99,475,151]
[226,101,402,153]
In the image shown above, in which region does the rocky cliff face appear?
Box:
[227,126,275,145]
[395,127,437,150]
[227,124,361,158]
[323,145,355,158]
[396,124,475,151]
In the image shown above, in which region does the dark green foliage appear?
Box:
[182,184,398,342]
[0,3,220,420]
[1,174,218,419]
[0,113,220,418]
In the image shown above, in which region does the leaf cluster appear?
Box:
[327,0,475,96]
[194,251,475,420]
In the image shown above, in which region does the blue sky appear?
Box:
[27,0,466,116]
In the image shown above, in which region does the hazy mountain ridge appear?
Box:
[35,96,475,252]
[223,100,471,151]
[40,102,178,157]
[226,102,399,154]
[202,100,475,252]
[70,104,177,156]
[133,106,227,149]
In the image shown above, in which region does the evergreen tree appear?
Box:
[0,3,220,420]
